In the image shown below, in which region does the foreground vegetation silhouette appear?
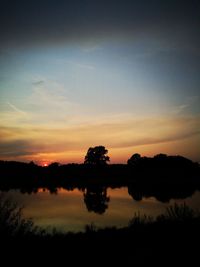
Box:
[0,194,44,238]
[1,195,199,265]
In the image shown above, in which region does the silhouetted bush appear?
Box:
[129,212,152,227]
[157,203,198,222]
[127,203,200,230]
[0,194,43,237]
[85,222,97,233]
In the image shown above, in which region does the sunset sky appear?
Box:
[0,0,200,164]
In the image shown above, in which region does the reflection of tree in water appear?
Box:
[128,186,143,201]
[128,183,196,203]
[84,186,110,214]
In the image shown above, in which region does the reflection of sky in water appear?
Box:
[2,188,200,233]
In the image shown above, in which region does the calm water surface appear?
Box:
[2,187,200,232]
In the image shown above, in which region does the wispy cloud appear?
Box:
[0,80,83,128]
[80,43,102,53]
[7,101,27,116]
[64,59,95,70]
[171,96,200,115]
[111,129,200,149]
[32,80,44,86]
[76,63,95,70]
[27,80,81,125]
[0,114,199,162]
[0,140,35,157]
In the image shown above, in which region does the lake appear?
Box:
[1,187,200,232]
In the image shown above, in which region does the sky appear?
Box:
[0,0,200,164]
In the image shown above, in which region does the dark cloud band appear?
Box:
[0,0,199,48]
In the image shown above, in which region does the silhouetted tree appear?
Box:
[154,153,168,159]
[84,146,110,165]
[127,153,141,165]
[48,162,60,169]
[29,161,37,167]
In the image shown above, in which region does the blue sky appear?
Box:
[1,42,199,116]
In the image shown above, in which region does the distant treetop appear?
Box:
[127,153,141,165]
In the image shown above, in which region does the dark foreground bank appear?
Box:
[1,196,199,266]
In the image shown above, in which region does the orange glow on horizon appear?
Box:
[0,115,199,164]
[43,163,48,167]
